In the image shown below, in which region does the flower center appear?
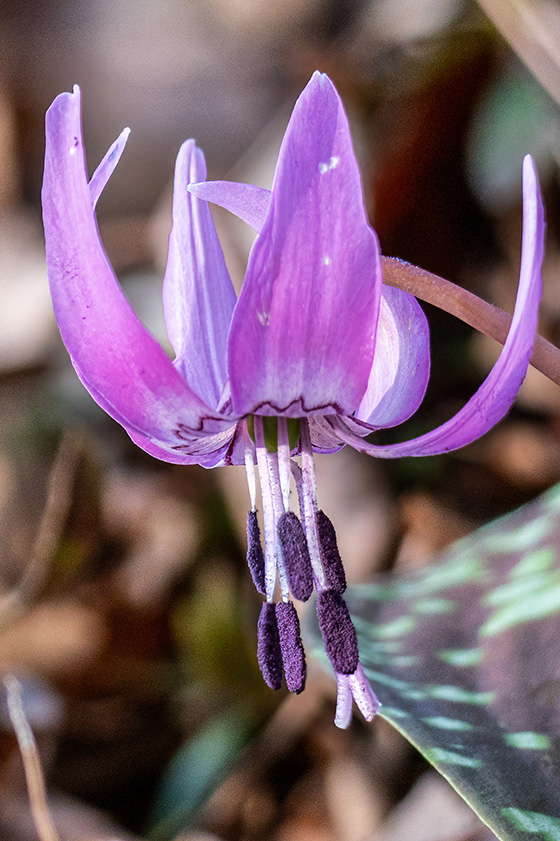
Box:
[245,415,301,453]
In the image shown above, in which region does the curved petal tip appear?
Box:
[331,156,545,458]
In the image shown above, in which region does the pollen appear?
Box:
[277,511,314,601]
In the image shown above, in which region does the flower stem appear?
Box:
[382,255,560,387]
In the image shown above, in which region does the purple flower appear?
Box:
[42,73,544,728]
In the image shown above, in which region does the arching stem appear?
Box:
[382,255,560,387]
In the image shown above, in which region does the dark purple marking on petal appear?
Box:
[276,602,306,694]
[246,510,266,594]
[277,511,313,602]
[317,510,347,594]
[317,590,358,675]
[257,602,282,690]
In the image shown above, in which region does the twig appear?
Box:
[475,0,560,108]
[3,675,61,841]
[0,431,84,631]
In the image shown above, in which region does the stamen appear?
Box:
[257,602,282,690]
[246,510,265,594]
[296,422,327,590]
[277,417,291,511]
[317,510,347,593]
[277,512,313,601]
[316,590,359,675]
[254,417,278,602]
[334,673,353,729]
[276,602,306,694]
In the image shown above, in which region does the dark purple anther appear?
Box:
[276,602,306,694]
[317,590,358,675]
[246,510,265,594]
[257,602,282,690]
[277,511,313,601]
[317,509,347,593]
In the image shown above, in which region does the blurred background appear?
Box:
[0,1,560,839]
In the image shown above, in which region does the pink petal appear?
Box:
[188,180,271,232]
[330,155,545,458]
[42,87,230,457]
[227,72,382,417]
[88,127,130,208]
[192,182,430,431]
[163,141,237,409]
[355,286,430,428]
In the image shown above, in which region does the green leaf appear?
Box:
[309,483,560,841]
[147,709,252,841]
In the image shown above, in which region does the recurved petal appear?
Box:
[42,87,230,452]
[355,285,430,428]
[188,180,271,232]
[227,72,382,418]
[330,155,544,458]
[163,142,237,409]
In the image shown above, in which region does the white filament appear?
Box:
[296,420,327,590]
[267,447,290,602]
[243,419,257,510]
[254,417,278,602]
[277,417,292,511]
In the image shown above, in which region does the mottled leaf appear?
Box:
[309,484,560,840]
